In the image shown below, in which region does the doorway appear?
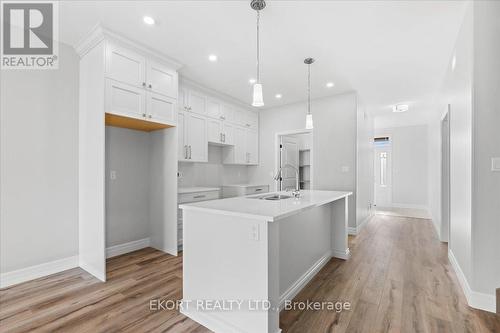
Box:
[275,130,313,192]
[441,106,450,242]
[374,136,392,208]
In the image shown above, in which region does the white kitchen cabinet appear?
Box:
[105,79,146,120]
[207,118,223,144]
[147,92,176,124]
[178,87,188,110]
[105,43,146,87]
[222,184,269,198]
[187,90,206,115]
[146,60,177,98]
[180,112,207,162]
[246,111,259,129]
[246,129,258,164]
[233,126,247,164]
[206,98,222,119]
[223,122,235,145]
[220,104,234,123]
[178,112,187,160]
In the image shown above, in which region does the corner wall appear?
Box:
[0,43,80,274]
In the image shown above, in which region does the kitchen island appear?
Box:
[179,190,352,333]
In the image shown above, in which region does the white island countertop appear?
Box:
[179,190,352,222]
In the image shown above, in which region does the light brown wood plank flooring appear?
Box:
[1,214,499,332]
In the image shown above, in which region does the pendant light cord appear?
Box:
[256,10,260,83]
[307,63,311,115]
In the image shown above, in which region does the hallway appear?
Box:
[1,215,498,332]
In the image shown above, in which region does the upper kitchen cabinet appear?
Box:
[76,27,181,131]
[146,61,178,98]
[178,112,208,162]
[179,87,207,115]
[206,98,222,119]
[105,43,146,87]
[220,104,234,123]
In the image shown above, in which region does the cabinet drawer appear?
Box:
[178,190,220,203]
[244,185,269,195]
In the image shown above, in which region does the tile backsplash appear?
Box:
[178,145,249,188]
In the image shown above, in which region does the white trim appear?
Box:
[389,203,430,211]
[0,256,78,288]
[348,213,372,235]
[106,238,151,258]
[180,308,281,333]
[448,250,496,313]
[279,251,332,310]
[332,248,351,260]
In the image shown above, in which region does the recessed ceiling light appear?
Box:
[392,104,409,113]
[275,94,282,99]
[143,16,155,25]
[249,78,256,84]
[326,82,335,88]
[208,54,218,62]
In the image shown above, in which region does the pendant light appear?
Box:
[304,57,315,129]
[251,0,265,107]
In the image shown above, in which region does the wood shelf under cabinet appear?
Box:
[105,113,173,132]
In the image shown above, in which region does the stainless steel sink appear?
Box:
[247,194,292,200]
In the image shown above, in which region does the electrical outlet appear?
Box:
[110,170,117,180]
[341,166,350,173]
[250,224,260,241]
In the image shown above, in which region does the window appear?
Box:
[380,152,387,186]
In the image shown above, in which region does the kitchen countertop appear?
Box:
[222,183,269,188]
[177,187,220,194]
[179,190,352,222]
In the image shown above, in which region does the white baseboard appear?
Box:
[279,251,332,310]
[181,308,282,333]
[448,250,496,313]
[106,238,150,258]
[348,213,372,235]
[332,248,350,260]
[389,203,429,211]
[0,255,78,288]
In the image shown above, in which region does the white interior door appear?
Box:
[280,136,299,191]
[374,146,392,207]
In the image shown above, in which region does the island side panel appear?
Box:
[331,196,350,259]
[278,205,333,306]
[181,209,271,333]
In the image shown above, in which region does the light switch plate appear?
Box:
[492,157,500,172]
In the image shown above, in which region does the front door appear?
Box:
[374,143,392,207]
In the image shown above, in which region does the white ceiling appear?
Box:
[59,0,466,119]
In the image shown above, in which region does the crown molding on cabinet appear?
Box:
[75,23,184,70]
[180,77,257,113]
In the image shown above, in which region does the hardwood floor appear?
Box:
[1,214,498,332]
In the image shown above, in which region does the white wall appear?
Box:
[0,44,79,273]
[105,127,151,247]
[248,92,359,228]
[429,0,499,312]
[375,125,429,209]
[178,145,249,187]
[356,104,374,229]
[471,0,500,298]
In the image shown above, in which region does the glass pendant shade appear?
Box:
[252,83,264,107]
[305,113,314,129]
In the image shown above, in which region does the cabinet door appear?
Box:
[105,79,146,119]
[187,90,206,115]
[234,126,247,164]
[206,98,222,119]
[178,111,188,161]
[147,92,176,125]
[146,61,177,98]
[105,43,145,87]
[220,104,234,123]
[207,118,222,143]
[187,113,208,162]
[223,122,235,145]
[246,129,258,164]
[233,108,247,126]
[178,87,188,111]
[246,111,259,129]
